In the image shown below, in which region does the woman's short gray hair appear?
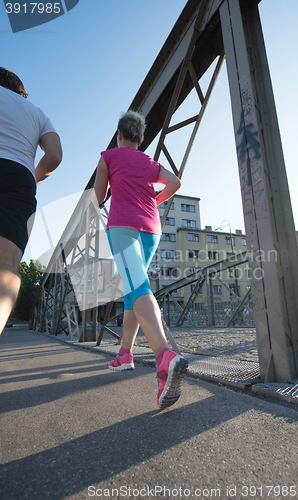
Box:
[118,110,146,144]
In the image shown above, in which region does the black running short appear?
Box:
[0,159,37,253]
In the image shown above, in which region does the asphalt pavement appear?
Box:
[0,325,298,500]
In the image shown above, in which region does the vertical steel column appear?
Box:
[80,206,90,342]
[207,275,215,327]
[51,256,64,335]
[220,0,298,381]
[92,214,99,341]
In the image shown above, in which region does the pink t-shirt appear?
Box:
[102,147,162,235]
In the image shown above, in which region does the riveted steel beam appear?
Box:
[220,0,298,381]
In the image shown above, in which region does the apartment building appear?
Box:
[151,194,250,310]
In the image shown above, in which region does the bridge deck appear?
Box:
[1,325,297,499]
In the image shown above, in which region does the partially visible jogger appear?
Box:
[0,68,62,336]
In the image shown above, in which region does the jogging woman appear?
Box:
[92,110,188,409]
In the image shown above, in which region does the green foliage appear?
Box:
[14,260,45,320]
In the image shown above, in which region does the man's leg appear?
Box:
[0,236,22,334]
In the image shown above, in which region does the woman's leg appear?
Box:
[131,231,188,409]
[132,292,188,409]
[126,231,167,356]
[121,309,139,350]
[107,228,144,370]
[107,228,168,356]
[107,228,166,354]
[120,230,162,351]
[133,294,167,357]
[107,228,188,407]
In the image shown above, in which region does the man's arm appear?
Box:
[35,132,63,185]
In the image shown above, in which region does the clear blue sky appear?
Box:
[0,0,297,264]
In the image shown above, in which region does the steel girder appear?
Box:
[220,0,298,381]
[31,0,298,382]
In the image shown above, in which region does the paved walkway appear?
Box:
[0,325,298,500]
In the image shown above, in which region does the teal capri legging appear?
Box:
[107,227,160,311]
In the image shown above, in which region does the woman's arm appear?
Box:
[155,165,181,206]
[91,155,110,207]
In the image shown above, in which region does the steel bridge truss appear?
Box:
[155,251,252,327]
[31,0,298,383]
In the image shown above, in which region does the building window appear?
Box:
[242,238,247,246]
[212,285,222,294]
[182,219,196,228]
[161,267,179,277]
[207,235,218,243]
[160,250,176,259]
[191,284,203,293]
[188,250,199,259]
[188,233,199,242]
[159,201,174,209]
[161,217,175,226]
[194,303,204,311]
[181,203,195,213]
[229,283,240,296]
[160,233,176,242]
[229,268,239,278]
[225,236,235,245]
[208,251,219,260]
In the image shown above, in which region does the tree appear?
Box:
[14,260,45,320]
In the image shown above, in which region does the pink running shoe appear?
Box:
[109,352,135,371]
[156,349,188,409]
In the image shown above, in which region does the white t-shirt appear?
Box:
[0,86,57,176]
